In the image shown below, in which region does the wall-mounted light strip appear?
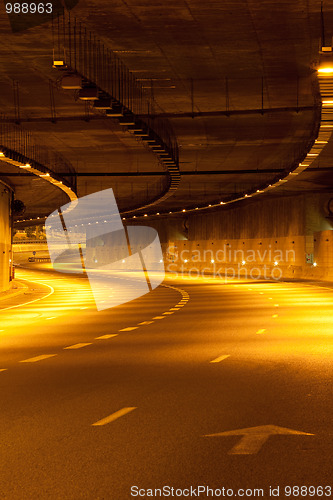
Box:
[122,58,331,221]
[0,149,77,202]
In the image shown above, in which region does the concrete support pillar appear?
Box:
[0,181,13,292]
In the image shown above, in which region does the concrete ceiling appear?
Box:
[1,0,333,220]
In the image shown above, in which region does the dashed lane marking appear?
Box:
[0,369,8,372]
[153,316,165,319]
[272,314,279,318]
[274,304,279,307]
[163,312,174,315]
[45,317,57,320]
[95,334,118,340]
[210,354,231,363]
[256,329,266,335]
[138,321,154,325]
[92,407,137,426]
[119,327,138,331]
[64,343,92,350]
[20,354,57,363]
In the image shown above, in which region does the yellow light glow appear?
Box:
[318,67,333,73]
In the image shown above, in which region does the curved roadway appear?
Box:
[0,266,332,499]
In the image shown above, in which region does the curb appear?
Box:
[0,280,29,303]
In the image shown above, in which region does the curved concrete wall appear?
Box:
[0,182,12,292]
[164,193,333,282]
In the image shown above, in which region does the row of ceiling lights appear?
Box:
[13,53,333,225]
[0,149,77,205]
[122,61,333,221]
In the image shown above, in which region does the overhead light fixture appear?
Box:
[318,67,333,73]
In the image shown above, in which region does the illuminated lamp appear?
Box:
[93,98,112,109]
[61,74,82,89]
[53,60,65,67]
[78,87,99,100]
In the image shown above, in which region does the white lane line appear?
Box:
[92,407,137,426]
[0,369,8,372]
[210,354,231,363]
[95,334,118,340]
[163,312,174,315]
[138,321,154,325]
[153,316,165,319]
[45,317,57,320]
[272,314,279,318]
[170,308,180,311]
[0,282,54,311]
[119,327,138,331]
[256,329,266,335]
[20,354,57,363]
[64,343,92,350]
[274,304,279,307]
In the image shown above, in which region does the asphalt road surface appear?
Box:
[0,265,332,499]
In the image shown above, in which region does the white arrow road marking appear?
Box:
[204,425,314,455]
[92,407,137,426]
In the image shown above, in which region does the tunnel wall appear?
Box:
[164,193,333,281]
[0,182,12,292]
